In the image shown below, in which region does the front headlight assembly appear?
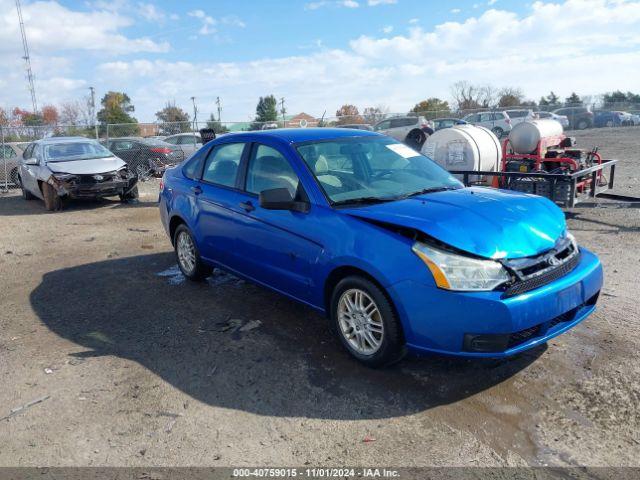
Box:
[412,241,511,291]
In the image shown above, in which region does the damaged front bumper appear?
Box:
[48,173,138,199]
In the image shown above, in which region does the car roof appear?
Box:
[228,128,380,143]
[166,132,200,137]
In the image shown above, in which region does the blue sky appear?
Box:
[1,0,639,123]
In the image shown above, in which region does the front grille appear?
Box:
[502,236,580,298]
[78,173,116,184]
[507,325,540,348]
[504,253,580,297]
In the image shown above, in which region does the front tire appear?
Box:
[119,185,139,202]
[492,127,504,138]
[173,224,212,281]
[330,276,405,367]
[42,182,62,211]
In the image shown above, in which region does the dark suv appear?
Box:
[552,107,593,130]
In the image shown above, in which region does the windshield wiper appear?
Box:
[401,186,461,198]
[332,196,398,207]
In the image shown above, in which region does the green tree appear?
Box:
[255,95,278,123]
[97,91,138,136]
[411,98,450,117]
[497,87,525,108]
[565,92,582,106]
[206,113,229,134]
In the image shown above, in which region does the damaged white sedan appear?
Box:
[18,137,139,211]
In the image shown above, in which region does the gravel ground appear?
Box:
[0,127,638,468]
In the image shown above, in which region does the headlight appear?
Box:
[412,242,511,291]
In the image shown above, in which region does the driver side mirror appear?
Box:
[259,188,309,213]
[23,157,38,165]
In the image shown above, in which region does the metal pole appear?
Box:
[106,123,109,146]
[2,126,7,192]
[89,86,98,139]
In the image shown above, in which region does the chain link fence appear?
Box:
[2,102,639,193]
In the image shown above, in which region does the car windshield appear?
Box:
[296,136,462,206]
[45,141,113,162]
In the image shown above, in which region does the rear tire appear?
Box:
[20,178,35,200]
[173,224,212,281]
[42,182,62,211]
[577,119,589,130]
[330,276,405,368]
[492,127,504,138]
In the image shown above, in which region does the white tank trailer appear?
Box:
[508,119,564,154]
[421,124,501,183]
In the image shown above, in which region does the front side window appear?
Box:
[202,142,245,187]
[245,144,300,197]
[297,137,462,205]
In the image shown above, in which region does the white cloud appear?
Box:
[408,18,419,24]
[137,2,166,22]
[187,10,245,36]
[450,8,461,14]
[93,0,640,121]
[306,0,395,9]
[488,0,498,5]
[0,0,169,55]
[382,25,394,33]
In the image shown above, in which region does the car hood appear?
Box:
[341,187,566,259]
[46,156,126,175]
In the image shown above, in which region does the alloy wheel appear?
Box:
[176,231,196,275]
[337,288,384,355]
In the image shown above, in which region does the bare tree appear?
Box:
[497,87,525,108]
[59,101,82,125]
[450,81,497,111]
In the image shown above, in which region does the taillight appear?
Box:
[506,118,511,124]
[159,176,164,192]
[150,147,172,154]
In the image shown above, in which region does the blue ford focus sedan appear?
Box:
[159,128,603,367]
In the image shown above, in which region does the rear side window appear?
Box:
[202,143,245,187]
[182,147,209,180]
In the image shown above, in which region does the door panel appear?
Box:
[231,143,322,301]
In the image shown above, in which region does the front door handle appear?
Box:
[191,185,202,195]
[239,200,255,212]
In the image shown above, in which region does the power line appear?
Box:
[15,0,37,113]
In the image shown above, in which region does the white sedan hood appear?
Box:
[47,156,126,175]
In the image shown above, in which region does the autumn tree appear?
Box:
[41,105,59,125]
[335,104,363,124]
[0,107,8,126]
[156,101,190,135]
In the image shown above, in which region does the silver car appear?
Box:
[18,137,138,211]
[163,132,202,159]
[537,111,570,128]
[462,111,512,138]
[373,116,434,148]
[1,142,27,187]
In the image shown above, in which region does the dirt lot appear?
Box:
[0,127,639,468]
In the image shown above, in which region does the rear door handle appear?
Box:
[191,185,202,195]
[239,201,255,212]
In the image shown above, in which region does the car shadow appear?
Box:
[0,192,157,216]
[30,253,543,420]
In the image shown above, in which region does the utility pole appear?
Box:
[89,86,98,139]
[279,97,286,126]
[15,0,37,113]
[190,96,198,132]
[216,96,222,123]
